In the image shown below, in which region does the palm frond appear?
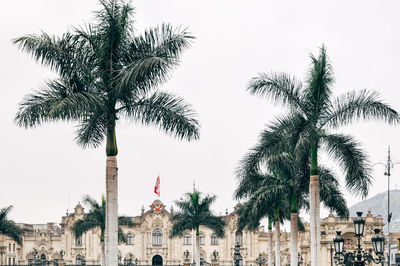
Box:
[118,216,134,227]
[123,91,199,141]
[13,32,85,77]
[71,218,100,238]
[15,79,100,128]
[116,23,194,97]
[304,45,334,115]
[321,133,372,197]
[319,167,349,219]
[118,227,127,243]
[0,206,23,245]
[75,111,107,148]
[322,89,400,129]
[247,72,305,113]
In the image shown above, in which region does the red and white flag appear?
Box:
[154,176,160,197]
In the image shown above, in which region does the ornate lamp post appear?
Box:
[333,212,385,265]
[233,243,242,266]
[255,253,266,266]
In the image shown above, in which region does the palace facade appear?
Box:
[0,200,386,265]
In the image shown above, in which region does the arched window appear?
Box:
[127,233,133,245]
[199,233,205,245]
[184,234,191,245]
[152,228,162,246]
[235,231,243,245]
[40,254,46,261]
[76,254,82,265]
[211,234,218,245]
[76,235,82,246]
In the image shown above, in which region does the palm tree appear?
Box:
[0,206,23,245]
[235,129,349,266]
[246,46,399,265]
[170,189,225,266]
[71,195,134,266]
[13,1,199,265]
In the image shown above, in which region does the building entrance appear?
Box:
[152,255,163,265]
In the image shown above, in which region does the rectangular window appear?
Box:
[13,244,15,252]
[13,258,15,265]
[211,235,218,245]
[199,234,205,245]
[184,235,191,245]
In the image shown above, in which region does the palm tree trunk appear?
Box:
[268,216,273,266]
[290,193,298,266]
[100,241,105,266]
[105,124,118,266]
[274,209,281,266]
[195,227,200,266]
[275,221,281,266]
[310,144,320,266]
[290,213,298,266]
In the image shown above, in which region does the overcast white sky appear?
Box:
[1,0,400,226]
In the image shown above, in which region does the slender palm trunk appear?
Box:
[290,214,298,266]
[195,227,200,266]
[310,144,320,266]
[290,193,298,266]
[100,241,105,266]
[268,216,273,266]
[105,124,118,266]
[275,209,281,266]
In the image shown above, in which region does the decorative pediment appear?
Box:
[152,218,164,228]
[150,200,165,213]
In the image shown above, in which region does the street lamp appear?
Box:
[354,212,365,237]
[233,243,242,266]
[373,147,400,266]
[255,253,266,266]
[333,231,344,255]
[333,212,385,265]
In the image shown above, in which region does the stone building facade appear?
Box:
[0,200,385,265]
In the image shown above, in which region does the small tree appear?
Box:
[71,195,134,266]
[0,206,23,245]
[170,189,225,266]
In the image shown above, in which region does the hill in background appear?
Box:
[349,189,400,233]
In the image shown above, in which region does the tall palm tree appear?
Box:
[246,46,399,265]
[0,206,23,245]
[13,1,199,265]
[170,189,225,266]
[71,195,134,266]
[235,129,349,266]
